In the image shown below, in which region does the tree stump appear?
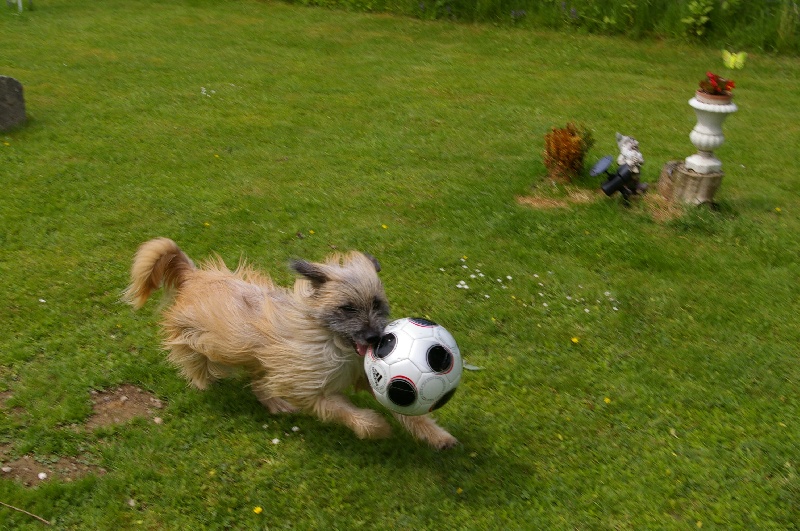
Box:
[0,76,26,131]
[658,160,723,206]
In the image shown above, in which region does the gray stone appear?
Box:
[0,76,26,131]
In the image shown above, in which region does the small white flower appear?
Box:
[584,308,590,313]
[613,307,619,311]
[496,279,503,283]
[38,299,46,303]
[439,268,445,272]
[38,472,48,480]
[462,265,468,269]
[543,303,548,307]
[470,274,476,279]
[534,274,539,278]
[538,282,544,287]
[538,292,544,297]
[604,291,611,297]
[291,426,300,432]
[566,296,572,300]
[272,438,280,445]
[479,273,485,277]
[153,417,163,425]
[506,275,512,280]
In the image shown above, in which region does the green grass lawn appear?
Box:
[1,0,799,528]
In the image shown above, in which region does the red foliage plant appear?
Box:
[543,122,594,182]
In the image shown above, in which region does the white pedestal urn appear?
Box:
[685,91,737,174]
[658,91,738,205]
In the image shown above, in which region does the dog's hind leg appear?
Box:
[166,344,224,390]
[393,413,459,450]
[251,380,300,414]
[312,394,392,440]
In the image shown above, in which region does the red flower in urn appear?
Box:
[699,72,735,96]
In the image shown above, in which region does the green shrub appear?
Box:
[281,0,800,54]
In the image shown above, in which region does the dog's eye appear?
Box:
[340,305,358,314]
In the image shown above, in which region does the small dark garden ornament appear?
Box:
[590,132,647,202]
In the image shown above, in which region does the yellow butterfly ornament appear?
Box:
[722,50,747,70]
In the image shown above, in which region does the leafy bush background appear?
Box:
[288,0,800,54]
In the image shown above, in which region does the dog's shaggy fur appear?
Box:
[123,238,458,449]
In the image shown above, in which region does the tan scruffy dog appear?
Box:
[123,238,458,449]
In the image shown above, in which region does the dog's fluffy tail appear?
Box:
[122,238,195,310]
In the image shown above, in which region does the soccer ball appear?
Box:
[364,317,462,416]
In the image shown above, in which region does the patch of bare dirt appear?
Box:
[643,192,685,223]
[0,451,107,487]
[516,188,599,209]
[0,384,165,487]
[86,384,165,430]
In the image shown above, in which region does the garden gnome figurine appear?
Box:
[616,132,644,174]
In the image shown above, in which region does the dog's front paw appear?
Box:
[430,432,459,450]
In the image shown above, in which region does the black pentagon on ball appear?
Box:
[409,317,438,327]
[386,377,417,407]
[374,333,397,359]
[426,344,453,373]
[430,388,457,411]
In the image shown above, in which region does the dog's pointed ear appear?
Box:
[290,259,329,287]
[364,253,381,273]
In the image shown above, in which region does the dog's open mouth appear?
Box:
[355,343,370,357]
